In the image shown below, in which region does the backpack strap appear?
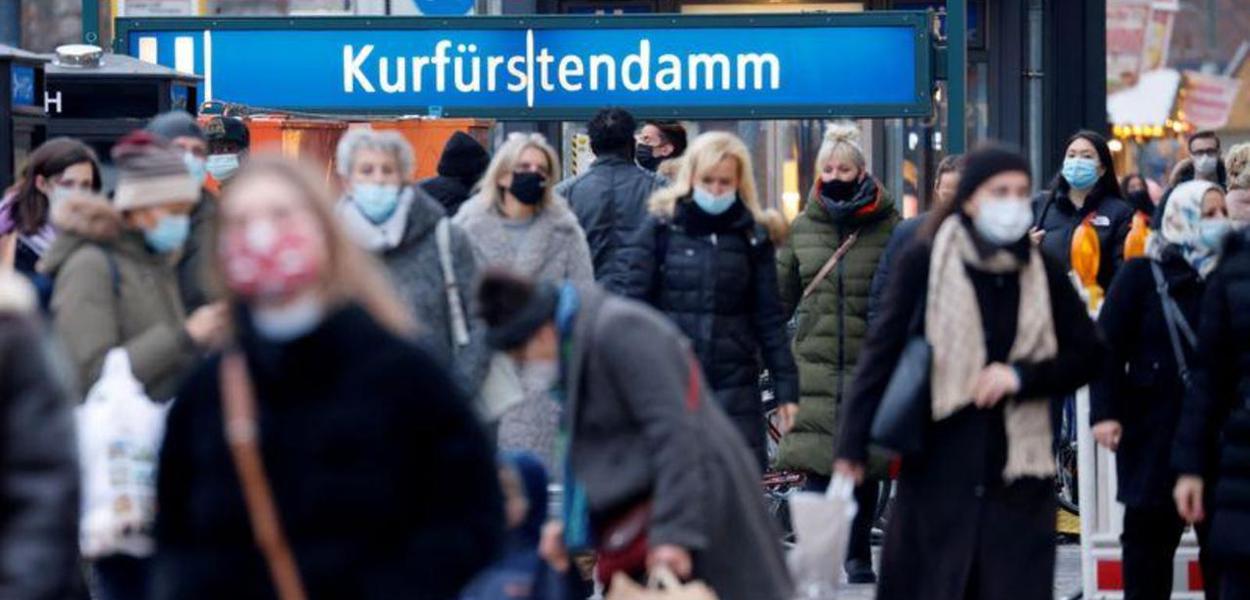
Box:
[436,218,471,348]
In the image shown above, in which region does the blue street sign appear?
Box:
[413,0,474,15]
[11,65,35,107]
[116,14,932,120]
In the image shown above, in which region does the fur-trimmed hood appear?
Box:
[38,196,131,277]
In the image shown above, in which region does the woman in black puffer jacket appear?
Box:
[1174,226,1250,598]
[618,131,798,467]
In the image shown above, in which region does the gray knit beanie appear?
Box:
[145,111,205,143]
[111,130,199,211]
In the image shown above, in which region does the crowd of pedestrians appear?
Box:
[1,106,1250,600]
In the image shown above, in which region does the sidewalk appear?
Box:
[834,543,1083,599]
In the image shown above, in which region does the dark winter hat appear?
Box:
[437,131,490,182]
[953,144,1032,206]
[204,115,250,149]
[111,130,199,211]
[145,111,204,142]
[483,280,559,351]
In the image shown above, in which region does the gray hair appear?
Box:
[334,128,416,180]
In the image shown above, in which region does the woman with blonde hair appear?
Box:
[775,121,899,583]
[454,132,593,471]
[618,131,798,467]
[151,156,504,600]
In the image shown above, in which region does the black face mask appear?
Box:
[508,171,547,206]
[636,143,662,172]
[820,178,858,203]
[1126,190,1153,215]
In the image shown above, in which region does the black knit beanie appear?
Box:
[953,144,1032,205]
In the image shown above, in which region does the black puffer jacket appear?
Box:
[556,155,667,293]
[1092,252,1204,508]
[1174,230,1250,559]
[1032,182,1134,290]
[618,200,798,464]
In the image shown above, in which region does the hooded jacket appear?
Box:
[0,272,79,600]
[555,155,667,293]
[346,186,490,397]
[775,179,899,475]
[418,132,490,217]
[1031,182,1134,291]
[39,196,198,401]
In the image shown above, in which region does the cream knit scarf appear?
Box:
[927,216,1058,480]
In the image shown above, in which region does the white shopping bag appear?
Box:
[477,353,525,423]
[76,348,170,559]
[787,474,859,599]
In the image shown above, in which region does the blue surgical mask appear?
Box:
[205,153,241,182]
[352,183,402,224]
[1061,157,1100,191]
[692,186,737,215]
[183,153,207,186]
[143,214,191,254]
[250,294,325,342]
[1197,217,1232,250]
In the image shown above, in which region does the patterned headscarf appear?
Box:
[1148,180,1223,278]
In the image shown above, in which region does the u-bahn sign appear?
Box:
[115,13,933,120]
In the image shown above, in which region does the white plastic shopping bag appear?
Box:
[76,348,170,559]
[787,474,859,599]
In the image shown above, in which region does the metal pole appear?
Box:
[82,0,100,45]
[946,0,967,154]
[0,0,19,47]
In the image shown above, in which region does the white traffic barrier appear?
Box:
[1075,386,1204,599]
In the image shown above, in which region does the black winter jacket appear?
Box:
[1092,253,1204,508]
[152,304,503,600]
[836,228,1102,600]
[618,201,798,463]
[1032,183,1134,290]
[0,279,79,600]
[1174,231,1250,512]
[556,155,667,293]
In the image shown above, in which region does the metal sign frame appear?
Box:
[113,12,934,120]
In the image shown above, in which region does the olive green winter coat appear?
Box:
[775,184,899,476]
[39,196,199,402]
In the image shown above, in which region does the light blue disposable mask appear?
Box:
[1198,217,1233,251]
[251,294,325,342]
[143,214,191,254]
[692,186,738,215]
[1061,157,1100,191]
[352,183,403,224]
[183,153,207,186]
[205,153,241,182]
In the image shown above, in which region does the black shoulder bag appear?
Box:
[1150,261,1198,388]
[870,286,932,456]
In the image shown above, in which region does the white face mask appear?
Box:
[250,294,325,342]
[519,359,559,393]
[1193,154,1219,177]
[48,185,77,208]
[206,153,241,182]
[973,197,1034,246]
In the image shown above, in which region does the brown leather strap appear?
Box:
[220,352,309,600]
[801,230,860,300]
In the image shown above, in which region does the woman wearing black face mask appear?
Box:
[454,132,593,472]
[775,122,899,584]
[835,145,1103,600]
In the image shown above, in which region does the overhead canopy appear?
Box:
[1107,68,1180,127]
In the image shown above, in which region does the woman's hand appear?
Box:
[972,363,1021,408]
[184,302,229,349]
[776,403,800,435]
[1029,228,1046,246]
[648,544,693,580]
[1092,420,1122,451]
[1175,476,1205,524]
[833,459,865,485]
[539,521,570,573]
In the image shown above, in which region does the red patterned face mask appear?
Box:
[219,220,323,301]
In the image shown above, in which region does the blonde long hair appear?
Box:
[212,156,416,337]
[648,131,764,223]
[474,132,562,209]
